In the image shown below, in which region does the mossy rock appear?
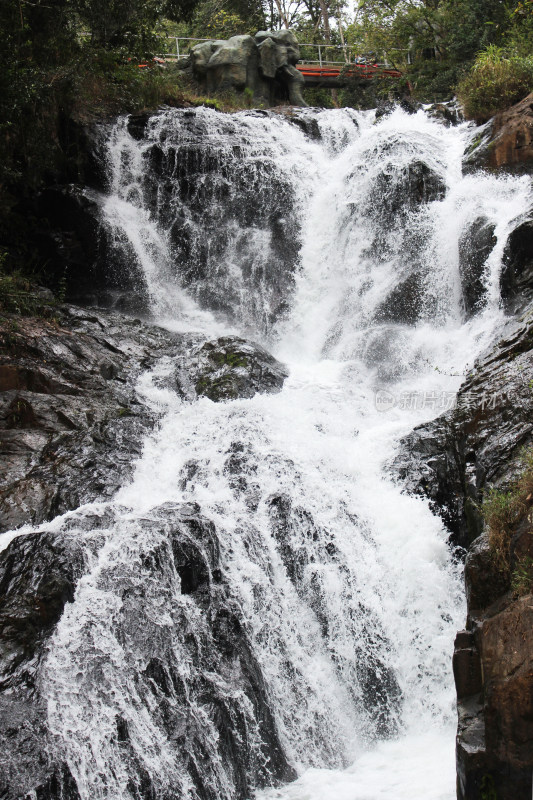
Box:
[191,336,288,402]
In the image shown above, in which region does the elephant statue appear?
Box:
[189,30,307,108]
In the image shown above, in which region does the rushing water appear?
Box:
[17,106,533,799]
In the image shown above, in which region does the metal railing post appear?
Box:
[318,44,322,67]
[176,37,179,59]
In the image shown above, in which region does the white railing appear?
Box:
[163,37,357,67]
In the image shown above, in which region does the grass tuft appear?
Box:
[482,446,533,575]
[457,45,533,123]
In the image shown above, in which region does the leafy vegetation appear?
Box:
[511,556,533,597]
[342,0,533,104]
[482,447,533,595]
[0,268,53,317]
[457,45,533,122]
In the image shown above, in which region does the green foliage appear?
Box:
[482,446,533,571]
[479,774,498,800]
[0,265,52,317]
[340,69,411,108]
[346,0,533,103]
[507,0,533,56]
[511,556,533,596]
[457,46,533,122]
[303,87,336,108]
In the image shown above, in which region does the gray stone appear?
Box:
[0,305,185,533]
[190,30,307,108]
[459,217,496,318]
[176,335,289,402]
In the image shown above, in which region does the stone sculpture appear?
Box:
[189,29,307,107]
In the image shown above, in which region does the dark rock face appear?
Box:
[0,503,295,800]
[0,520,93,799]
[0,304,296,799]
[176,336,289,402]
[373,271,425,325]
[265,492,402,741]
[357,154,446,322]
[34,185,148,305]
[501,219,533,313]
[0,532,86,692]
[394,295,533,797]
[394,312,533,550]
[459,217,496,318]
[366,160,446,223]
[132,108,301,333]
[462,92,533,174]
[0,306,182,533]
[426,102,463,127]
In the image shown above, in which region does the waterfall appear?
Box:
[12,106,533,800]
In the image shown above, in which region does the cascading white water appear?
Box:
[31,105,533,800]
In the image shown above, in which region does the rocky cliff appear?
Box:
[0,303,292,799]
[397,92,533,800]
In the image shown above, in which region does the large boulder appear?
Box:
[463,92,533,175]
[500,219,533,313]
[458,217,496,318]
[0,502,296,800]
[0,306,183,533]
[176,336,289,402]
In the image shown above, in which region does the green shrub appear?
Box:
[482,446,533,572]
[457,45,533,122]
[0,270,50,317]
[511,556,533,597]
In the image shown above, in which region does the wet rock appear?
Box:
[283,111,321,140]
[0,306,183,533]
[127,111,154,141]
[394,292,533,796]
[462,92,533,174]
[374,271,425,325]
[0,531,86,691]
[501,219,533,313]
[368,160,446,221]
[0,502,295,799]
[134,109,300,332]
[456,695,489,800]
[375,99,421,121]
[178,336,289,402]
[265,492,402,740]
[459,217,496,317]
[34,186,147,301]
[426,102,462,127]
[0,525,89,800]
[223,442,261,511]
[393,311,533,549]
[462,120,494,175]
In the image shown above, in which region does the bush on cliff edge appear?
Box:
[457,45,533,123]
[482,446,533,595]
